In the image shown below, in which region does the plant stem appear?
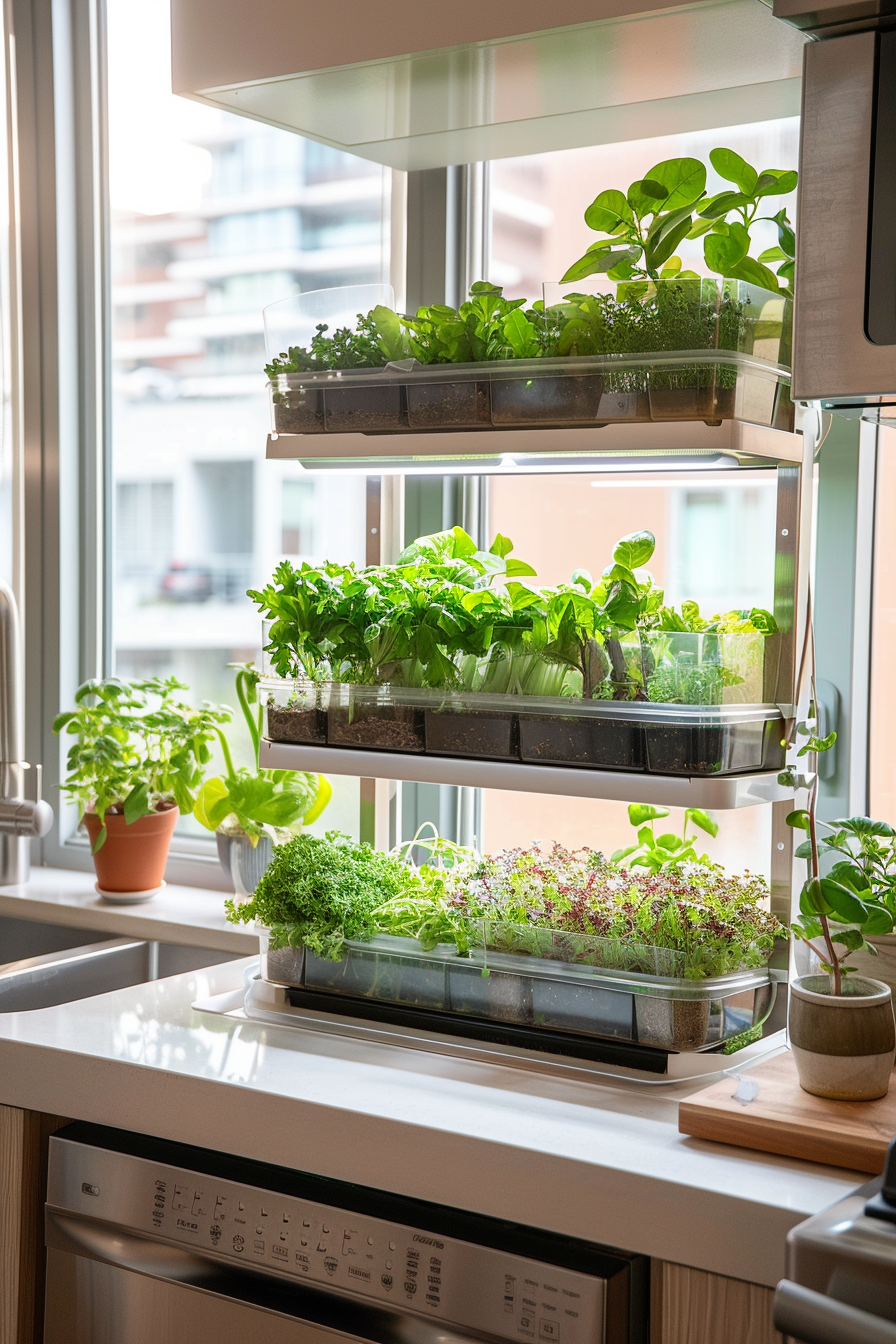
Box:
[236,670,260,768]
[808,774,842,994]
[216,728,237,784]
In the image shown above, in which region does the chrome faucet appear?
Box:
[0,578,53,885]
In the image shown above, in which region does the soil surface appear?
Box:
[274,400,324,434]
[519,717,644,770]
[491,374,605,426]
[329,710,424,752]
[407,383,490,429]
[645,727,726,775]
[425,710,518,759]
[267,706,327,745]
[324,387,407,432]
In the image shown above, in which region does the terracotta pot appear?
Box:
[789,974,896,1101]
[84,806,179,895]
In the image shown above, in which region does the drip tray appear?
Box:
[193,973,786,1089]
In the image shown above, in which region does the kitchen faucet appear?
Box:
[0,578,53,885]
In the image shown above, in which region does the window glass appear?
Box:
[480,470,777,871]
[107,0,392,839]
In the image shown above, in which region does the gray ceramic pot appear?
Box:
[789,974,896,1100]
[216,830,274,898]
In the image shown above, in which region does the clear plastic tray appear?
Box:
[258,927,776,1054]
[268,349,792,437]
[262,678,785,776]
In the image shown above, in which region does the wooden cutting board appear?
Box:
[679,1051,896,1174]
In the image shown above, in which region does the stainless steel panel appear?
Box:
[774,1280,896,1344]
[47,1138,606,1344]
[0,939,155,1011]
[44,1246,386,1344]
[792,33,896,402]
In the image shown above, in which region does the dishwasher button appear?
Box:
[539,1322,559,1341]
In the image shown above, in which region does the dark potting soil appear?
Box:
[491,374,605,425]
[324,385,407,432]
[635,996,711,1052]
[328,707,425,752]
[424,710,519,760]
[518,715,645,771]
[595,389,651,423]
[644,722,782,776]
[266,705,328,745]
[649,385,736,425]
[406,381,490,429]
[273,395,324,434]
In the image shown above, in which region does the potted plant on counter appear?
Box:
[194,663,331,897]
[783,719,896,1100]
[53,677,230,902]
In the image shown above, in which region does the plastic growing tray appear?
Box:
[258,927,776,1054]
[262,679,785,777]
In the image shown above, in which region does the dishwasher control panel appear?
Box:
[48,1139,606,1344]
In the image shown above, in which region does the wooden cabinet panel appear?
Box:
[0,1106,70,1344]
[652,1261,782,1344]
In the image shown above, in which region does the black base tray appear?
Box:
[284,985,680,1073]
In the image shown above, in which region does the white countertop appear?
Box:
[0,866,257,955]
[0,955,861,1289]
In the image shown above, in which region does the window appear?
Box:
[105,0,391,859]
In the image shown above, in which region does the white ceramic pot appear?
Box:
[215,830,274,898]
[789,974,896,1101]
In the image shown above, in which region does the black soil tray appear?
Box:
[490,373,605,425]
[267,705,328,745]
[273,392,324,434]
[406,381,490,429]
[328,704,425,752]
[323,384,408,432]
[424,709,519,760]
[518,714,645,771]
[283,984,671,1072]
[644,720,782,776]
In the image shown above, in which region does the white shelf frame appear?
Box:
[259,740,795,810]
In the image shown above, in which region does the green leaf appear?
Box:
[613,530,655,570]
[505,559,538,578]
[636,825,656,848]
[800,877,830,916]
[758,246,789,264]
[864,905,896,936]
[656,833,683,852]
[819,878,868,924]
[628,803,669,826]
[686,808,719,839]
[754,169,799,198]
[722,256,783,292]
[686,217,715,239]
[827,861,871,894]
[709,148,759,195]
[489,533,513,559]
[583,189,634,234]
[786,809,812,831]
[698,190,750,220]
[642,157,707,211]
[646,215,694,270]
[194,777,229,832]
[794,839,813,860]
[301,774,332,826]
[123,783,149,826]
[560,246,640,284]
[831,816,896,837]
[704,222,750,274]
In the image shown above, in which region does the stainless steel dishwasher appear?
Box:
[43,1122,647,1344]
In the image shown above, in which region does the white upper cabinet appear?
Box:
[170,0,807,169]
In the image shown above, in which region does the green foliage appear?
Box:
[193,663,330,845]
[611,804,719,872]
[251,528,776,705]
[226,831,425,960]
[52,677,230,852]
[230,831,782,981]
[562,147,796,297]
[783,716,894,993]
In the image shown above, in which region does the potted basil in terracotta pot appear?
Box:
[53,676,230,902]
[783,723,896,1100]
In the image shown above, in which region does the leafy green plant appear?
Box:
[798,816,896,915]
[53,677,230,851]
[781,713,893,993]
[193,663,330,845]
[692,148,798,297]
[561,147,797,296]
[225,830,424,959]
[611,803,719,872]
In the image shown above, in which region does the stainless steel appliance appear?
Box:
[0,577,52,884]
[43,1122,647,1343]
[773,1137,896,1343]
[775,0,896,418]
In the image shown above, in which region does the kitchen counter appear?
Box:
[0,956,860,1289]
[0,865,256,955]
